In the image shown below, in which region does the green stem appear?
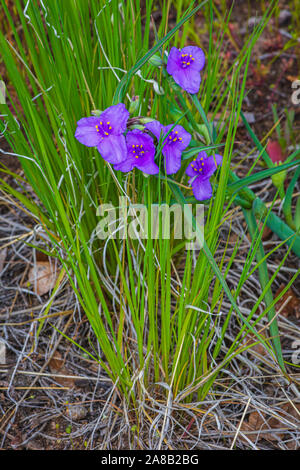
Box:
[252,198,300,257]
[282,166,300,231]
[229,170,300,257]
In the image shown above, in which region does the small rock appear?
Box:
[248,16,263,29]
[241,15,272,35]
[66,404,87,421]
[243,112,255,124]
[240,16,262,34]
[278,10,292,27]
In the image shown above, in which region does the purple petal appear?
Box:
[214,153,223,166]
[186,161,197,177]
[171,67,201,94]
[75,124,102,147]
[136,156,159,175]
[166,47,181,75]
[181,46,205,71]
[97,135,127,164]
[198,150,208,160]
[145,120,165,140]
[164,124,191,150]
[162,145,182,175]
[204,155,220,179]
[76,116,100,127]
[114,157,135,173]
[100,103,129,135]
[192,178,212,201]
[126,129,155,159]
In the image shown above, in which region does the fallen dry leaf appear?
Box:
[241,403,300,444]
[259,222,273,241]
[27,261,59,296]
[275,284,300,319]
[49,352,75,388]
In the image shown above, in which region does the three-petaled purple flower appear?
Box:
[186,151,222,201]
[75,103,129,164]
[114,129,159,175]
[167,46,205,94]
[145,120,191,174]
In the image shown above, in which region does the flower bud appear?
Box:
[271,163,287,189]
[129,98,140,114]
[148,54,163,67]
[196,124,211,145]
[139,117,156,124]
[129,124,144,131]
[91,110,102,116]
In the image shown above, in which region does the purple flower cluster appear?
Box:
[75,45,222,201]
[75,104,158,175]
[75,103,193,177]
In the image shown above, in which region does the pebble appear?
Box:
[66,404,87,421]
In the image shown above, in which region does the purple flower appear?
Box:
[167,46,205,94]
[145,120,191,174]
[114,130,159,175]
[75,103,129,164]
[186,151,222,201]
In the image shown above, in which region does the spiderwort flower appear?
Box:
[114,130,159,175]
[186,151,222,201]
[75,103,129,164]
[145,120,191,174]
[167,46,205,94]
